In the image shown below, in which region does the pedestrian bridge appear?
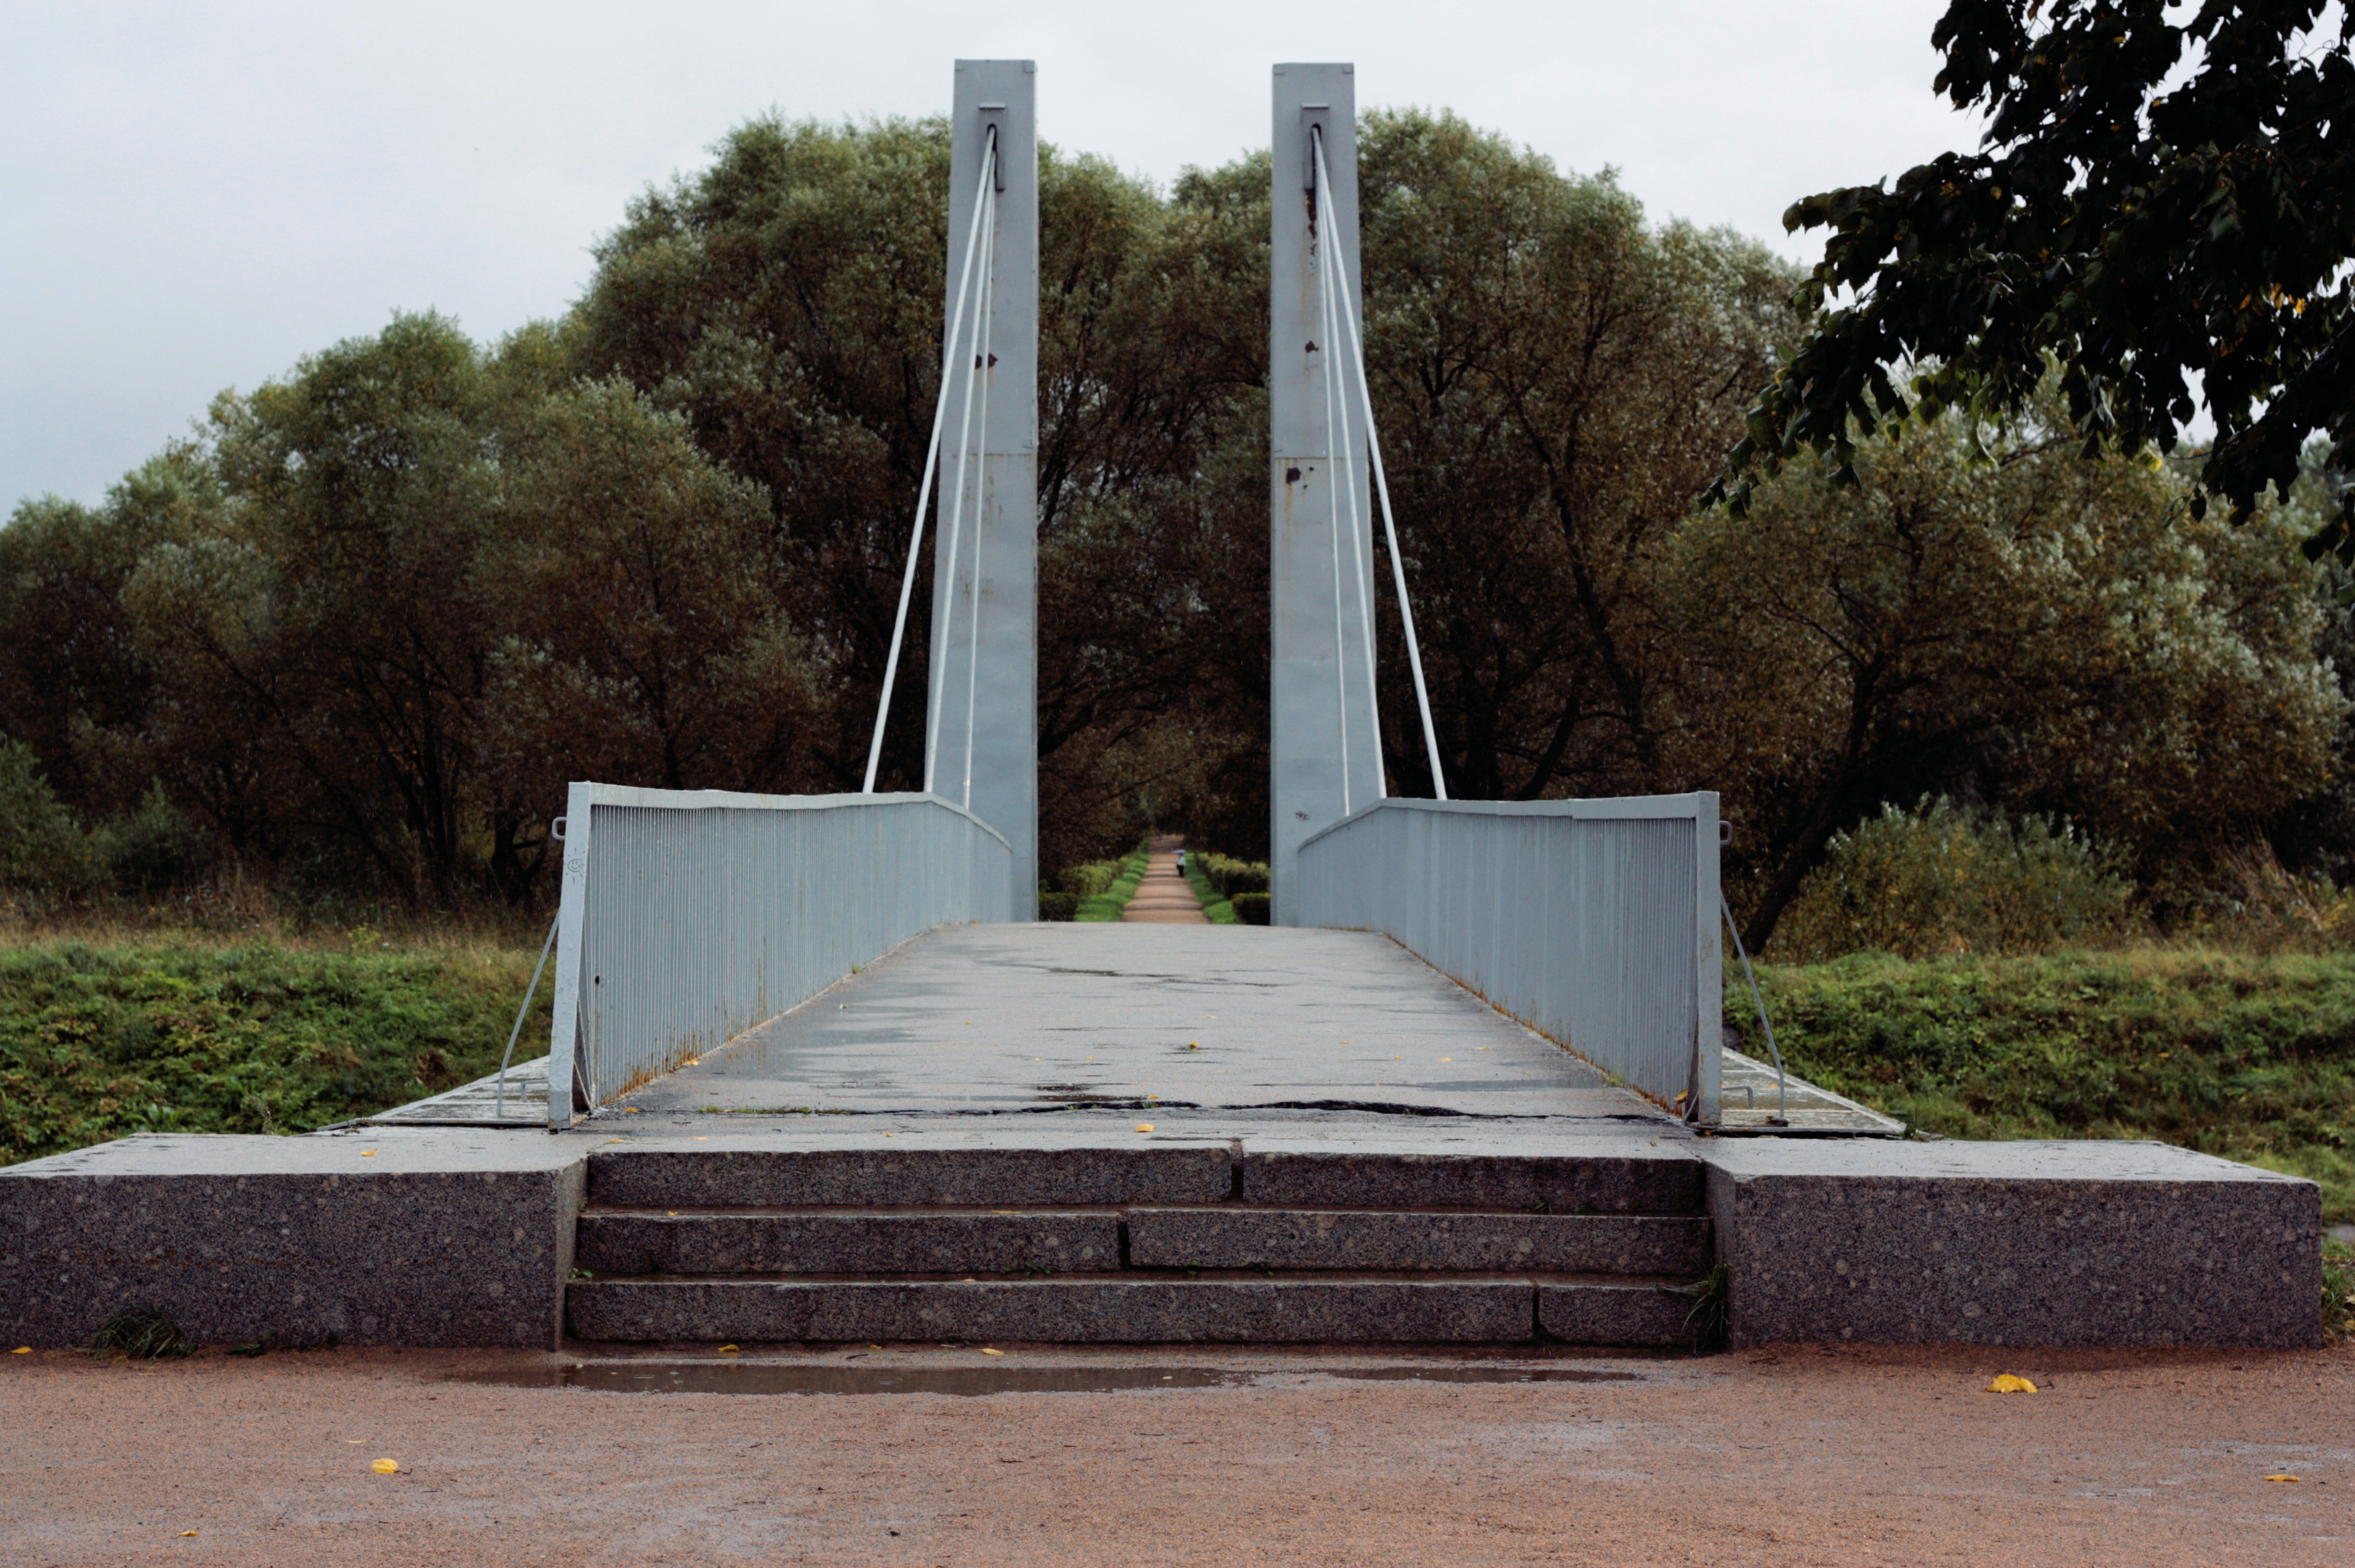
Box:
[0,60,2322,1361]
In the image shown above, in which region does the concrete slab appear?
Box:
[1698,1138,2323,1348]
[1125,1208,1711,1274]
[1714,1045,1904,1135]
[0,1128,586,1349]
[622,924,1641,1120]
[565,1275,1540,1343]
[369,1054,548,1125]
[577,1210,1123,1276]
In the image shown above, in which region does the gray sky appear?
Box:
[3,0,1974,510]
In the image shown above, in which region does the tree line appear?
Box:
[3,109,2347,950]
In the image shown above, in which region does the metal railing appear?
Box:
[544,785,1014,1126]
[1292,793,1723,1120]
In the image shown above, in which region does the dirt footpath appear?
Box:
[2,1341,2348,1566]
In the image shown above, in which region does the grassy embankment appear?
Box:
[1733,946,2355,1224]
[0,925,548,1168]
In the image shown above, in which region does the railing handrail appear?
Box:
[1298,790,1718,853]
[554,783,1013,844]
[1293,792,1721,1120]
[545,784,1014,1127]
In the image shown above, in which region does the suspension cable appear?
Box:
[925,130,998,796]
[1313,129,1386,800]
[863,127,998,794]
[1312,142,1354,816]
[1313,133,1451,800]
[960,168,999,811]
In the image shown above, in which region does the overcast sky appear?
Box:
[3,0,1977,511]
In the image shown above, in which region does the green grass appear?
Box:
[0,930,547,1168]
[1734,946,2355,1223]
[1072,848,1152,922]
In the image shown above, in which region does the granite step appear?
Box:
[576,1207,1125,1277]
[574,1204,1713,1277]
[1123,1207,1711,1275]
[1237,1143,1704,1213]
[587,1144,1233,1209]
[566,1273,1703,1346]
[586,1142,1706,1213]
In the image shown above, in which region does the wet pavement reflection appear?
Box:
[455,1362,1644,1396]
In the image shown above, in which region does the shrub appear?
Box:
[0,737,105,908]
[1072,849,1151,922]
[1772,797,2130,960]
[104,780,217,894]
[1038,888,1078,921]
[1184,857,1241,924]
[1057,860,1122,901]
[1231,892,1271,925]
[1196,853,1269,901]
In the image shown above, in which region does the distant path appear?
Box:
[1122,841,1207,924]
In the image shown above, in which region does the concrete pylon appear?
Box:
[928,59,1039,916]
[1269,63,1383,924]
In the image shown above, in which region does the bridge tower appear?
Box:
[1269,63,1383,924]
[926,59,1039,914]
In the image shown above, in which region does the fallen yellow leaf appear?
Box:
[10,1347,29,1354]
[360,1150,378,1157]
[980,1348,1005,1357]
[1135,1123,1155,1133]
[718,1345,740,1355]
[179,1530,198,1536]
[1987,1374,2038,1394]
[2265,1473,2302,1483]
[371,1458,400,1474]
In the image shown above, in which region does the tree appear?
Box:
[1353,111,1793,801]
[0,450,220,816]
[1708,0,2355,558]
[1676,406,2343,951]
[570,117,1277,866]
[477,375,825,821]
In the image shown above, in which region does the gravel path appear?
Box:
[5,1341,2347,1565]
[1122,849,1208,924]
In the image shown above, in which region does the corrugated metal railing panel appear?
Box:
[544,786,1014,1126]
[1293,794,1721,1120]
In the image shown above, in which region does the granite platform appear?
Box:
[0,926,2323,1351]
[0,1118,2322,1350]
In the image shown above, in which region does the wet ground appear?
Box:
[625,924,1645,1120]
[5,1339,2347,1565]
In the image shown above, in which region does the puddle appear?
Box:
[456,1363,1643,1396]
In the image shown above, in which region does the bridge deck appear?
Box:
[625,924,1653,1123]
